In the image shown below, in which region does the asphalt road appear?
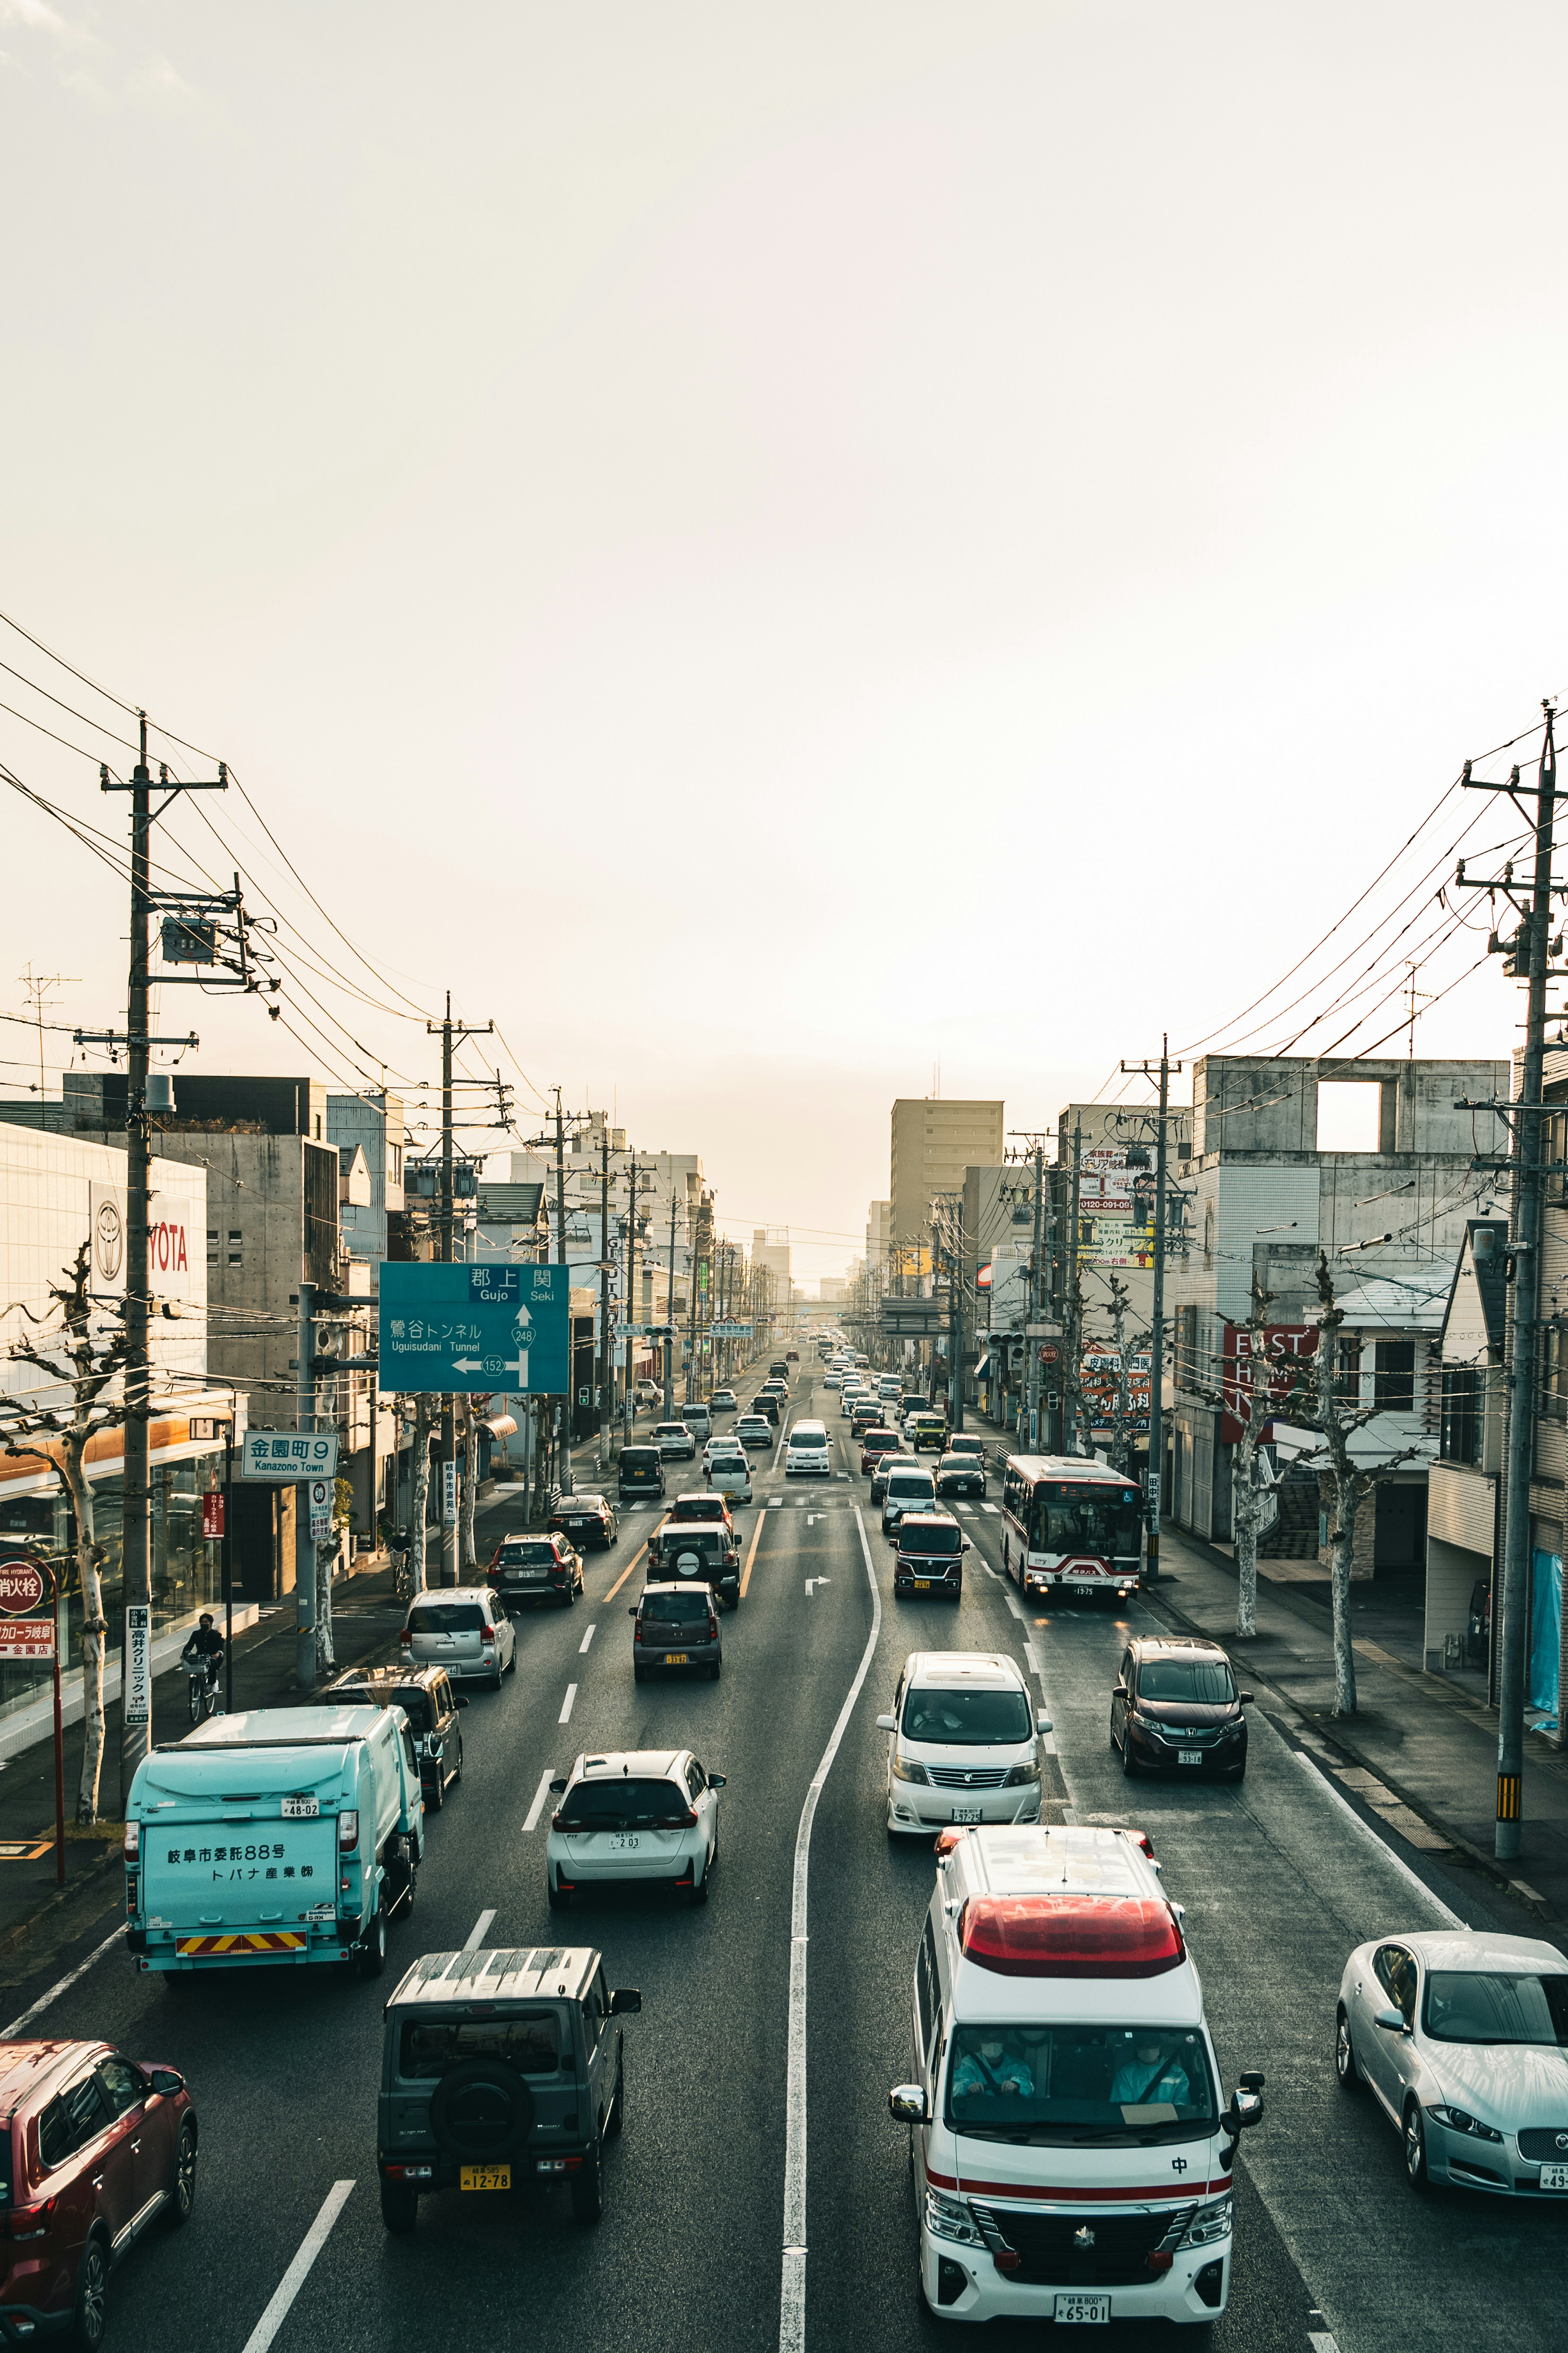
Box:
[7,1363,1564,2353]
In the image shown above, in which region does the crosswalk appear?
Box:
[617,1495,1001,1515]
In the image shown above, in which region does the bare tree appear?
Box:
[459,1400,479,1572]
[405,1396,435,1593]
[1,1245,128,1822]
[1179,1272,1280,1640]
[1099,1275,1152,1479]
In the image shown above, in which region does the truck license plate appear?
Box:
[1178,1751,1203,1766]
[280,1795,318,1818]
[952,1807,982,1824]
[1054,2293,1110,2324]
[912,1579,931,1591]
[1539,2163,1568,2189]
[461,2165,510,2191]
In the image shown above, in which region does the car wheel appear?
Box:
[69,2231,109,2353]
[570,2134,606,2224]
[709,1657,722,1679]
[1335,2007,1360,2092]
[690,1853,711,1905]
[380,2178,419,2234]
[1403,2099,1431,2190]
[167,2117,197,2226]
[562,1581,576,1607]
[358,1902,388,1978]
[548,1875,570,1911]
[1120,1731,1138,1777]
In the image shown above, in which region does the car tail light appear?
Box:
[399,1627,412,1647]
[657,1809,699,1829]
[123,1820,140,1862]
[481,1625,495,1646]
[634,1618,645,1644]
[8,2197,57,2239]
[551,1811,564,1831]
[339,1809,360,1853]
[1124,1827,1156,1858]
[707,1617,718,1639]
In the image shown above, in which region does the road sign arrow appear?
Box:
[451,1357,483,1373]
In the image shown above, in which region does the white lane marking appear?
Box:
[982,1502,1000,1514]
[240,2179,356,2353]
[1307,2336,1342,2353]
[1288,1748,1465,1928]
[769,1497,782,1507]
[522,1768,557,1832]
[779,1505,882,2353]
[1004,1590,1023,1619]
[806,1514,818,1526]
[836,1471,849,1480]
[559,1684,577,1724]
[1023,1641,1040,1675]
[1,1921,125,2038]
[462,1908,497,1951]
[578,1622,596,1654]
[956,1503,974,1517]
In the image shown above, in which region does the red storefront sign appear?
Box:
[201,1492,225,1540]
[1220,1324,1318,1444]
[0,1618,55,1661]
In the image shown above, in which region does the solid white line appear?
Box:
[1,1921,125,2038]
[779,1504,882,2353]
[559,1684,577,1724]
[522,1768,556,1833]
[462,1907,496,1951]
[1288,1747,1465,1928]
[240,2179,355,2353]
[578,1622,596,1654]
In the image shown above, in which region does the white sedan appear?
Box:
[547,1748,725,1907]
[706,1451,753,1502]
[1336,1928,1568,2191]
[823,1370,843,1388]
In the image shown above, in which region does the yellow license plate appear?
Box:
[664,1653,689,1664]
[912,1579,931,1590]
[460,2165,510,2192]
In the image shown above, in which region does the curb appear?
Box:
[0,1842,121,1969]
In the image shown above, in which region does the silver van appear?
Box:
[401,1588,517,1689]
[681,1403,713,1440]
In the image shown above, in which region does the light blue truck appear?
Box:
[124,1705,424,1977]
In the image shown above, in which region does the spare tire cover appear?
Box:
[428,2059,535,2161]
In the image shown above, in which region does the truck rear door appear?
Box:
[138,1761,341,1945]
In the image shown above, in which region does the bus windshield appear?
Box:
[1027,1483,1142,1560]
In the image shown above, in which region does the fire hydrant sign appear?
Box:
[240,1431,339,1483]
[379,1262,570,1394]
[0,1560,47,1615]
[0,1618,53,1661]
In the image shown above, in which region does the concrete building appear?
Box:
[326,1091,407,1287]
[1423,1219,1509,1690]
[890,1099,1004,1255]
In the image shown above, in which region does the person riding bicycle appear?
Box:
[181,1614,224,1678]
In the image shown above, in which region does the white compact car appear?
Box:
[546,1747,725,1908]
[735,1414,775,1457]
[707,1451,754,1503]
[878,1651,1049,1836]
[785,1420,832,1478]
[823,1370,843,1389]
[1336,1928,1568,2192]
[401,1587,517,1688]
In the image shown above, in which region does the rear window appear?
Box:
[655,1425,687,1439]
[642,1590,713,1624]
[399,2013,561,2079]
[622,1449,659,1469]
[559,1778,690,1827]
[900,1521,962,1555]
[499,1541,557,1565]
[409,1604,484,1635]
[889,1475,935,1498]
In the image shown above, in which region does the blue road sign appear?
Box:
[379,1262,570,1394]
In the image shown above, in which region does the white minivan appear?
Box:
[888,1825,1264,2328]
[878,1652,1049,1836]
[785,1418,832,1478]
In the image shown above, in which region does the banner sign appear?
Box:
[125,1604,151,1726]
[201,1493,225,1540]
[442,1461,458,1526]
[241,1430,340,1483]
[1220,1323,1319,1445]
[0,1618,54,1661]
[1081,1345,1152,1435]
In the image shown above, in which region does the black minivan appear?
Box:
[618,1443,666,1503]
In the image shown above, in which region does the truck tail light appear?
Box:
[123,1820,140,1862]
[339,1809,360,1853]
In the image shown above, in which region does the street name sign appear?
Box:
[709,1320,753,1338]
[379,1262,570,1395]
[241,1430,340,1483]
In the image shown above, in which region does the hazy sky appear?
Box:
[5,2,1567,1281]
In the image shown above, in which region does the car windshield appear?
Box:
[641,1590,713,1624]
[399,2014,561,2079]
[945,2023,1218,2145]
[1423,1971,1568,2045]
[903,1686,1030,1744]
[499,1542,557,1566]
[559,1777,690,1827]
[408,1604,484,1634]
[900,1523,962,1556]
[1027,1483,1143,1559]
[1137,1658,1236,1704]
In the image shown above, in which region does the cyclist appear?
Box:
[181,1613,224,1718]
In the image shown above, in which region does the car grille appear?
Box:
[970,2205,1194,2288]
[1147,1724,1225,1745]
[1518,2128,1568,2161]
[926,1764,1009,1789]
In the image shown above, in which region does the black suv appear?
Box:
[489,1532,584,1609]
[378,1944,641,2233]
[934,1450,987,1501]
[550,1492,619,1550]
[321,1664,467,1809]
[1110,1635,1252,1781]
[617,1443,666,1502]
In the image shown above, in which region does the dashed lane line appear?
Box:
[462,1908,496,1951]
[559,1684,578,1724]
[522,1768,557,1833]
[240,2180,356,2353]
[578,1622,597,1654]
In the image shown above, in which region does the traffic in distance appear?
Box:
[2,1333,1564,2353]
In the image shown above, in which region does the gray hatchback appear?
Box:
[630,1581,722,1681]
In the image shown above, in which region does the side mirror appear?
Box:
[610,1988,642,2014]
[1112,1680,1128,1698]
[888,2083,928,2124]
[455,1694,470,1710]
[628,1606,639,1616]
[1226,2088,1263,2130]
[1239,1690,1254,1704]
[549,1776,568,1795]
[1036,1711,1053,1734]
[1374,2005,1408,2035]
[962,1537,972,1552]
[148,2068,185,2098]
[708,1773,726,1789]
[876,1713,897,1733]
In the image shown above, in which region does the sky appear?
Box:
[5,1,1568,1285]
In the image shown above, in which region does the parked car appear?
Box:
[861,1428,902,1474]
[1110,1635,1250,1780]
[934,1450,987,1500]
[0,2038,198,2344]
[546,1748,726,1907]
[735,1414,775,1454]
[488,1532,584,1610]
[1335,1929,1568,2192]
[550,1492,618,1549]
[376,1943,641,2233]
[617,1442,666,1501]
[653,1421,697,1461]
[892,1511,970,1601]
[628,1580,723,1682]
[321,1664,467,1810]
[869,1447,916,1502]
[877,1649,1047,1836]
[707,1451,753,1503]
[881,1463,938,1536]
[403,1588,518,1686]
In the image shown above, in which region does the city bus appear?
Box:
[999,1454,1144,1602]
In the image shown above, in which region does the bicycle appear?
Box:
[185,1656,221,1725]
[390,1538,416,1603]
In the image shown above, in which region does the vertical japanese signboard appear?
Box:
[124,1604,152,1727]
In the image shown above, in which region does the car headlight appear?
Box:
[1003,1760,1041,1786]
[1177,2196,1233,2249]
[1429,2104,1503,2142]
[924,2187,983,2247]
[891,1753,931,1784]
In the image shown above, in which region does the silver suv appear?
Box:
[401,1587,517,1688]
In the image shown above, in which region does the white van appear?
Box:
[784,1418,831,1479]
[877,1653,1049,1837]
[681,1402,713,1440]
[888,1825,1263,2328]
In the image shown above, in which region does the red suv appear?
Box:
[0,2038,197,2347]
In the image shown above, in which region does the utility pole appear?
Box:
[942,1198,965,1433]
[294,1281,316,1684]
[426,995,492,1583]
[1066,1120,1084,1456]
[1456,709,1559,1860]
[622,1153,639,1444]
[1008,1135,1050,1451]
[598,1124,612,1469]
[1122,1042,1183,1584]
[664,1185,679,1421]
[552,1088,574,1497]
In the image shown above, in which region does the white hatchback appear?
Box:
[785,1420,832,1478]
[707,1452,754,1502]
[546,1747,726,1907]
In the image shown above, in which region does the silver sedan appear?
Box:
[1336,1928,1568,2193]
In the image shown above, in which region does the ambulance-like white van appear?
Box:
[887,1824,1264,2327]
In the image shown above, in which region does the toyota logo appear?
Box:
[1557,2132,1568,2152]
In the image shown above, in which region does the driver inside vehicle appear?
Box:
[1110,2034,1192,2108]
[951,2033,1035,2099]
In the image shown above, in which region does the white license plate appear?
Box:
[609,1833,641,1850]
[952,1807,982,1824]
[1055,2293,1110,2324]
[1539,2162,1568,2189]
[1178,1751,1203,1766]
[1069,1579,1100,1591]
[280,1795,318,1818]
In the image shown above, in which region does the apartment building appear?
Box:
[889,1099,1004,1254]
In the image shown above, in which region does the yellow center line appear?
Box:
[601,1541,647,1605]
[740,1509,766,1597]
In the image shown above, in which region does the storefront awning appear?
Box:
[480,1414,518,1439]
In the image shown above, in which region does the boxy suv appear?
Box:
[893,1512,971,1601]
[401,1589,517,1688]
[629,1580,723,1680]
[0,2037,198,2346]
[377,1945,641,2233]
